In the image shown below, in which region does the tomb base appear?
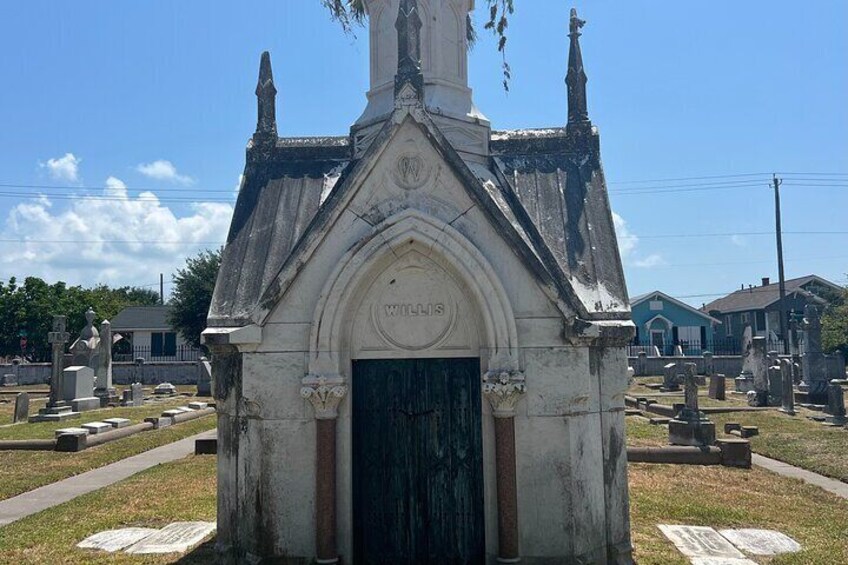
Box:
[30,403,81,423]
[668,419,716,447]
[95,387,119,407]
[735,374,754,393]
[71,397,101,412]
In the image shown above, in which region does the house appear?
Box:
[630,290,722,355]
[703,275,843,344]
[110,305,199,361]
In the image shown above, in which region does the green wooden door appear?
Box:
[352,358,485,564]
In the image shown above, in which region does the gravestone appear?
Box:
[708,374,726,401]
[13,392,29,423]
[800,305,829,404]
[736,326,755,393]
[703,351,715,377]
[63,366,100,412]
[669,363,716,446]
[77,528,159,553]
[125,522,216,554]
[718,529,801,556]
[824,381,846,426]
[94,319,118,406]
[767,363,783,407]
[636,351,648,376]
[662,361,682,392]
[154,382,177,396]
[2,373,17,387]
[658,525,748,561]
[747,337,769,407]
[196,357,213,397]
[780,359,795,415]
[122,383,144,407]
[32,315,79,422]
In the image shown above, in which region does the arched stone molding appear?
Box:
[645,314,673,334]
[306,209,520,379]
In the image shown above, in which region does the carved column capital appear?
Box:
[301,375,348,420]
[483,370,526,418]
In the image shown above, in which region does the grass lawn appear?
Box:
[0,414,216,502]
[0,395,210,440]
[1,441,847,564]
[629,377,848,483]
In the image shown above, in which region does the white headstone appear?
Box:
[658,525,747,560]
[77,528,159,552]
[718,529,801,556]
[125,522,216,554]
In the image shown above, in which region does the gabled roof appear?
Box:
[111,306,172,331]
[631,290,721,325]
[702,275,842,314]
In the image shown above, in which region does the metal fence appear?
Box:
[114,345,204,363]
[626,338,787,357]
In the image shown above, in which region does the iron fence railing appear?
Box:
[626,338,787,357]
[113,345,203,363]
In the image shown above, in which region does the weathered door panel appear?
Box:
[352,358,484,564]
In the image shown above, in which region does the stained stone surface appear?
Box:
[125,521,216,554]
[103,418,131,428]
[82,422,112,434]
[55,427,89,438]
[719,529,802,556]
[659,525,747,560]
[690,558,757,565]
[77,528,159,552]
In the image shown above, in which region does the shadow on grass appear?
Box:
[174,538,217,564]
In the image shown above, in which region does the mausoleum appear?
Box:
[204,1,634,563]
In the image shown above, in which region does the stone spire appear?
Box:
[394,0,424,101]
[254,51,278,142]
[566,8,591,132]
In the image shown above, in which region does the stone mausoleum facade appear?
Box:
[204,1,635,563]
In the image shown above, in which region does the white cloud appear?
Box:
[41,153,81,182]
[0,177,232,289]
[136,160,194,185]
[612,211,665,268]
[234,173,244,196]
[730,234,747,247]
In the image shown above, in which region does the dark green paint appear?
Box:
[352,358,485,564]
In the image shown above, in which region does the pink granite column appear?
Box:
[483,370,526,563]
[301,375,348,565]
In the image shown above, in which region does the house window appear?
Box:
[649,300,663,311]
[725,316,733,336]
[741,312,751,325]
[151,332,177,357]
[756,311,766,332]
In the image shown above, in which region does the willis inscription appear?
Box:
[384,304,446,317]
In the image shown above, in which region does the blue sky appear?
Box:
[0,1,845,305]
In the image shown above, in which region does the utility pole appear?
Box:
[773,174,788,354]
[160,273,165,305]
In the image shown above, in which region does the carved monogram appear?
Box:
[392,153,430,190]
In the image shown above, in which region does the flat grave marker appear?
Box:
[658,525,748,560]
[125,521,216,554]
[77,528,159,553]
[718,529,801,556]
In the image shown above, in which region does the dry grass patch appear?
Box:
[630,462,848,564]
[0,455,217,564]
[0,415,216,501]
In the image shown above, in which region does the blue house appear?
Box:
[630,291,722,356]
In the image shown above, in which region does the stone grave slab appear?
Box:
[690,559,757,565]
[658,525,747,560]
[13,392,29,423]
[125,521,216,554]
[175,406,195,413]
[719,529,801,556]
[188,401,208,410]
[103,418,131,428]
[77,527,159,552]
[55,427,90,438]
[82,422,113,434]
[162,409,185,418]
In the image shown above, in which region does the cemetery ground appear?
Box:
[629,376,848,482]
[0,386,214,501]
[1,418,847,564]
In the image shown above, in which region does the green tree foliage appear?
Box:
[822,284,848,362]
[0,277,159,362]
[168,249,222,349]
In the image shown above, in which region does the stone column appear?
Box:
[301,375,348,565]
[780,359,795,415]
[483,370,526,563]
[47,316,70,407]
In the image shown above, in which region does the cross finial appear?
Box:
[569,8,585,37]
[395,0,424,102]
[254,51,278,141]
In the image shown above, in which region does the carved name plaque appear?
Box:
[372,264,457,351]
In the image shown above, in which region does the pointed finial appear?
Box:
[255,51,278,141]
[566,8,590,132]
[394,0,424,102]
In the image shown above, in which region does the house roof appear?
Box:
[702,275,841,314]
[110,306,172,331]
[631,290,722,325]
